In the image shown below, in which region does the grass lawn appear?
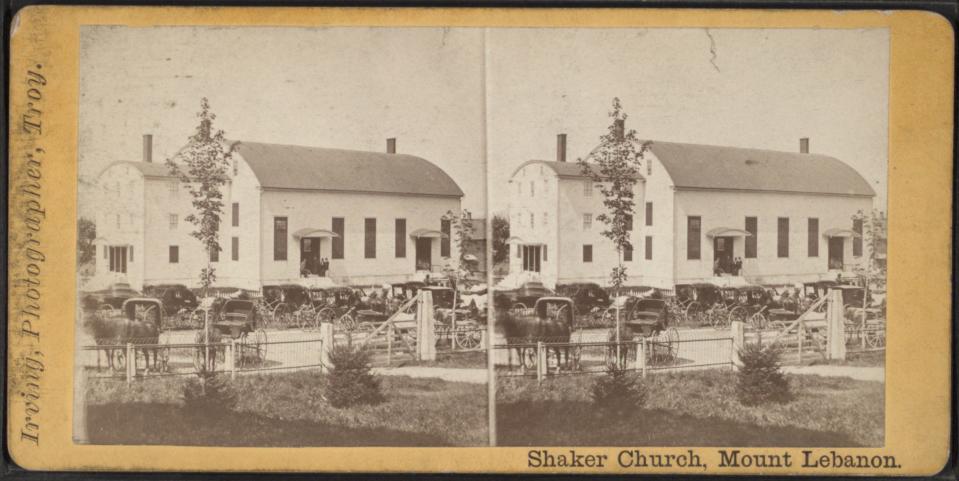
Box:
[84,372,487,446]
[400,350,486,369]
[496,369,883,447]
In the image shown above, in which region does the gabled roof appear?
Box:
[511,159,642,180]
[234,141,463,197]
[648,141,875,197]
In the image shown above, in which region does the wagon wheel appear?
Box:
[864,322,885,348]
[684,301,704,325]
[272,303,293,328]
[747,311,768,330]
[511,302,527,311]
[250,329,268,365]
[453,326,482,350]
[337,313,358,333]
[650,327,680,365]
[315,307,337,328]
[521,346,538,370]
[727,306,748,325]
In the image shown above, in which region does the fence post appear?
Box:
[319,322,334,374]
[387,322,393,366]
[798,321,804,363]
[536,341,545,382]
[126,342,135,384]
[227,340,236,380]
[640,339,648,378]
[730,321,744,369]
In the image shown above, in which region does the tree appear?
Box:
[577,98,651,359]
[165,98,234,295]
[77,217,97,265]
[491,214,511,266]
[442,208,477,290]
[851,209,887,289]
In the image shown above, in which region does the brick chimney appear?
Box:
[386,137,396,154]
[556,134,567,162]
[799,137,809,154]
[142,134,153,163]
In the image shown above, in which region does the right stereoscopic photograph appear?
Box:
[487,27,888,448]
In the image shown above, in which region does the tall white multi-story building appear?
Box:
[93,135,463,290]
[508,134,875,289]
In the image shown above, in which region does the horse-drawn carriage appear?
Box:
[493,281,555,310]
[555,282,611,316]
[725,285,776,328]
[606,297,680,368]
[86,297,168,374]
[193,298,267,372]
[501,297,576,370]
[671,283,723,325]
[81,281,142,313]
[143,283,198,326]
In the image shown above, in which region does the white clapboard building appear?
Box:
[93,135,463,290]
[507,134,875,289]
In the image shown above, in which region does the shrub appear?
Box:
[590,367,647,414]
[736,343,792,406]
[326,344,385,408]
[182,372,237,417]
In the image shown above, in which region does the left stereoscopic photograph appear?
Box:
[74,26,490,447]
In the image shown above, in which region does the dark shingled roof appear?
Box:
[647,141,875,197]
[235,141,463,197]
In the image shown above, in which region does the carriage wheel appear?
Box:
[453,326,482,350]
[864,323,885,348]
[685,301,704,325]
[511,302,527,311]
[747,312,768,330]
[521,347,538,370]
[315,307,336,329]
[252,329,268,364]
[651,327,680,365]
[337,313,358,333]
[273,303,293,328]
[727,306,748,325]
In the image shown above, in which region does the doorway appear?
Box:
[713,236,734,275]
[299,237,326,276]
[415,237,432,271]
[828,237,844,270]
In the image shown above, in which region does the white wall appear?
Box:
[636,155,676,289]
[672,190,873,284]
[260,190,461,286]
[507,163,559,285]
[93,164,146,288]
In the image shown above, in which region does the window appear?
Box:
[853,218,863,257]
[116,214,121,229]
[364,218,376,259]
[543,245,548,261]
[107,246,128,273]
[583,245,593,262]
[169,246,179,263]
[625,214,633,231]
[395,219,406,258]
[543,212,548,227]
[231,237,239,261]
[645,202,653,226]
[441,219,451,257]
[529,213,534,227]
[210,246,219,263]
[745,217,758,258]
[530,181,535,197]
[516,244,521,258]
[168,182,178,195]
[332,217,344,259]
[624,245,633,262]
[777,217,789,258]
[584,180,592,197]
[687,216,701,260]
[808,218,819,257]
[645,236,653,260]
[232,158,238,177]
[232,203,239,227]
[169,214,178,230]
[583,214,592,230]
[273,217,287,261]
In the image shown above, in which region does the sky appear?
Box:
[79,26,888,217]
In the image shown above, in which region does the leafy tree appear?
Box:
[165,98,234,295]
[77,217,97,265]
[443,208,477,289]
[852,209,887,278]
[577,98,651,350]
[491,214,511,265]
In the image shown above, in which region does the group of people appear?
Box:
[300,257,330,277]
[713,257,744,276]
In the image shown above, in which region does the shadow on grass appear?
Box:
[86,402,449,447]
[497,400,860,447]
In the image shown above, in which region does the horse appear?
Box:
[500,299,575,372]
[85,299,164,373]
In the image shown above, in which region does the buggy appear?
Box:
[193,298,267,372]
